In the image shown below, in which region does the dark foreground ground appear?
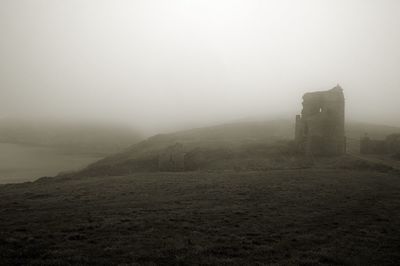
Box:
[1,170,400,265]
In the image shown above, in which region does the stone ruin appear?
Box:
[295,85,346,156]
[158,143,185,171]
[158,85,348,172]
[158,144,207,172]
[360,133,400,155]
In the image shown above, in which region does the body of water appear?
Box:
[0,143,103,184]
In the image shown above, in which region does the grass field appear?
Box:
[1,169,400,265]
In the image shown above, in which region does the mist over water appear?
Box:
[0,142,102,184]
[1,0,400,134]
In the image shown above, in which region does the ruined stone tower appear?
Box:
[295,85,346,156]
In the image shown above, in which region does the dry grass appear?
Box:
[1,169,400,265]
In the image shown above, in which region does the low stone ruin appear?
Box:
[158,143,185,171]
[360,134,400,155]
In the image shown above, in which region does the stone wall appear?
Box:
[158,143,185,171]
[295,85,346,156]
[360,134,400,155]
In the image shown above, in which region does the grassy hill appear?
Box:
[67,119,400,178]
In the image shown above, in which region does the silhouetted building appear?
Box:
[295,85,346,156]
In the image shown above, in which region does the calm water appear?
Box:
[0,143,103,184]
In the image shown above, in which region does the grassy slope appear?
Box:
[93,120,295,162]
[105,120,400,162]
[77,120,400,176]
[1,169,400,265]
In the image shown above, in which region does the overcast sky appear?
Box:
[1,0,399,133]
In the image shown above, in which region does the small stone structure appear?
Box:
[158,143,185,171]
[360,134,400,155]
[184,148,206,171]
[295,85,346,156]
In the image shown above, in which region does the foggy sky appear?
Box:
[1,0,399,134]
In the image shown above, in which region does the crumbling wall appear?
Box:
[360,134,400,155]
[184,148,206,171]
[386,134,400,154]
[295,85,346,156]
[158,143,185,171]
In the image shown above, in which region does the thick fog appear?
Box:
[1,0,399,134]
